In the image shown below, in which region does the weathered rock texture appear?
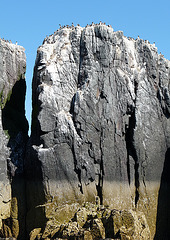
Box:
[0,39,28,239]
[26,24,170,239]
[29,203,151,239]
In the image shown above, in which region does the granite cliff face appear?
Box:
[26,24,170,239]
[0,24,170,239]
[0,39,28,239]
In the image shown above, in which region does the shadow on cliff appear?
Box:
[154,148,170,240]
[1,77,29,239]
[25,104,47,238]
[24,139,47,239]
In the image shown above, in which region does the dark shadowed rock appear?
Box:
[26,24,170,238]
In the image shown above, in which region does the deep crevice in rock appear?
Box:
[96,166,103,205]
[77,31,84,88]
[71,142,83,194]
[96,130,104,205]
[125,107,139,206]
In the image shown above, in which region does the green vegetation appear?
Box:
[3,129,10,139]
[0,88,4,109]
[0,88,13,110]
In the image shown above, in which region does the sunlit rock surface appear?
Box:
[30,203,151,239]
[27,24,170,238]
[0,39,28,239]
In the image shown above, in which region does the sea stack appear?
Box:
[26,24,170,239]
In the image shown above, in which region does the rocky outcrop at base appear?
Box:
[29,203,150,240]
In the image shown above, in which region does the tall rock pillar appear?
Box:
[27,25,170,238]
[0,39,28,239]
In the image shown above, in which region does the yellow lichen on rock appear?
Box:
[11,197,18,219]
[84,230,93,240]
[91,218,105,240]
[10,197,19,238]
[41,220,60,239]
[32,202,151,240]
[73,207,91,227]
[44,200,80,225]
[11,219,19,238]
[29,228,41,240]
[2,223,12,238]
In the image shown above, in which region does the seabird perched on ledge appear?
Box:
[160,52,164,58]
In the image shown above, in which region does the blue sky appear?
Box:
[0,0,170,132]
